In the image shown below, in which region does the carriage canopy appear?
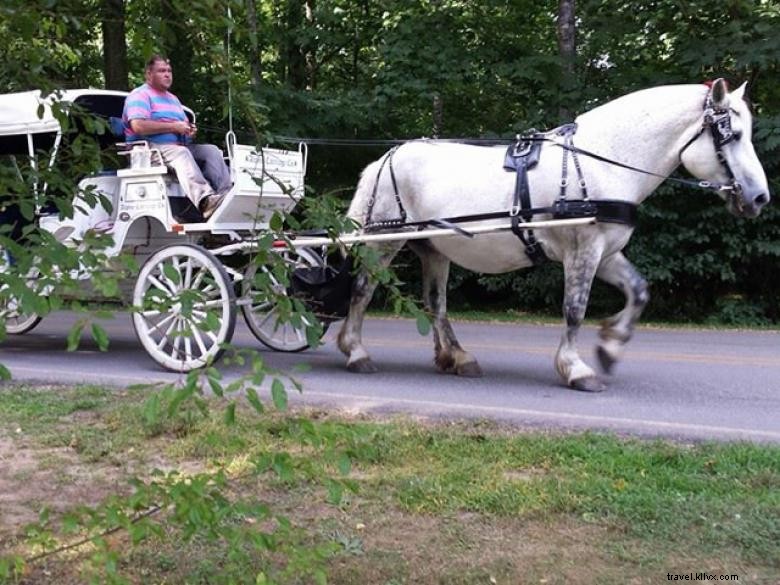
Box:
[0,89,195,156]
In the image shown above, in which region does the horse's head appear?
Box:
[679,79,770,218]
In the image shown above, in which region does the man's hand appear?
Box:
[129,118,195,137]
[174,120,193,135]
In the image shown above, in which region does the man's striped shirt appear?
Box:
[122,84,190,144]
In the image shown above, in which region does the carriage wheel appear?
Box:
[0,251,42,335]
[132,244,236,372]
[0,295,42,335]
[242,246,328,353]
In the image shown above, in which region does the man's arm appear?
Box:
[129,118,193,137]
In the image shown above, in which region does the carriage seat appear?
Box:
[108,116,125,139]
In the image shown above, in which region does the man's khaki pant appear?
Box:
[155,143,231,207]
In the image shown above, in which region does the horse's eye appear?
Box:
[733,131,742,141]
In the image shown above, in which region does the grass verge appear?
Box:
[0,384,777,584]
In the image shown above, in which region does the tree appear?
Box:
[557,0,576,121]
[101,0,128,90]
[245,0,264,91]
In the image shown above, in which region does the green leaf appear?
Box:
[246,387,265,414]
[416,313,431,336]
[202,311,220,331]
[207,368,224,397]
[162,262,181,286]
[66,321,86,351]
[305,323,321,348]
[269,212,283,232]
[226,379,244,394]
[224,402,236,425]
[291,362,312,374]
[91,323,110,351]
[0,364,11,381]
[271,379,288,410]
[208,377,224,397]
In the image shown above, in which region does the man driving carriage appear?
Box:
[122,55,231,219]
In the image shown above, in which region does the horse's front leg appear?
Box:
[555,242,605,392]
[337,241,405,373]
[594,252,649,374]
[408,241,482,377]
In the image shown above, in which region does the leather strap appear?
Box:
[504,136,548,264]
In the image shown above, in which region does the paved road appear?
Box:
[1,312,779,444]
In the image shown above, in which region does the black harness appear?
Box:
[503,130,546,263]
[364,127,638,265]
[501,124,639,264]
[363,87,739,265]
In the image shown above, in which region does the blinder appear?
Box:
[678,89,741,194]
[709,106,736,148]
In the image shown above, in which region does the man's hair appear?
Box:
[145,54,169,72]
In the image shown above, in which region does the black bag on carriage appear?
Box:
[291,254,354,321]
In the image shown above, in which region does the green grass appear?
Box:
[0,385,778,584]
[0,384,110,427]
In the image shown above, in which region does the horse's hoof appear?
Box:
[456,361,483,378]
[596,346,616,375]
[347,357,378,374]
[570,376,606,393]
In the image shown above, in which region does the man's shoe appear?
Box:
[200,192,226,220]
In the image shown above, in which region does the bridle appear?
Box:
[677,89,743,201]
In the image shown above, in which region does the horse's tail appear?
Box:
[346,160,381,226]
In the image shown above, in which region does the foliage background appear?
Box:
[1,0,779,323]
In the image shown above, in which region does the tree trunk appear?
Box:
[159,0,195,105]
[557,0,576,122]
[246,0,263,91]
[432,93,443,138]
[101,0,128,90]
[304,0,316,90]
[284,0,307,90]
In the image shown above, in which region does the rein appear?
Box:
[545,139,737,192]
[531,112,740,195]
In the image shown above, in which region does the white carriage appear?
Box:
[0,90,598,374]
[0,89,327,371]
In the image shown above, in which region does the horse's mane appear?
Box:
[578,84,709,122]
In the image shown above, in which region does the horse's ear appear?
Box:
[711,78,729,108]
[731,81,748,102]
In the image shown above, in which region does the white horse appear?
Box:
[337,79,770,391]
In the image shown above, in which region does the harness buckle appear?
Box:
[560,178,569,188]
[510,203,522,217]
[512,141,533,158]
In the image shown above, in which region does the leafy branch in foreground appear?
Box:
[0,366,368,584]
